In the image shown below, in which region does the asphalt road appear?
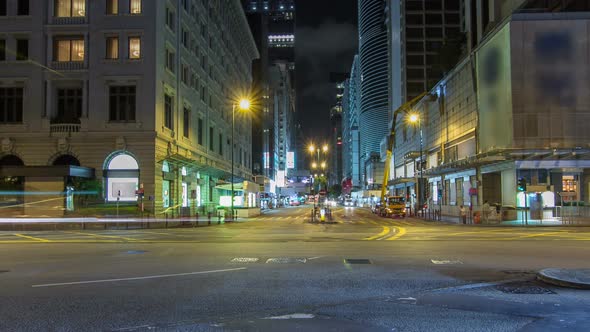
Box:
[1,206,590,331]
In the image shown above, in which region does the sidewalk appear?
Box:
[0,215,249,231]
[414,214,590,226]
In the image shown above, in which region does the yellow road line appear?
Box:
[65,231,138,241]
[518,232,564,238]
[14,233,51,242]
[364,226,390,240]
[386,227,407,241]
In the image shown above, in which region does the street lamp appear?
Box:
[231,98,251,221]
[408,113,423,213]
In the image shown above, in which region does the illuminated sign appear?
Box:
[263,152,270,169]
[286,152,295,169]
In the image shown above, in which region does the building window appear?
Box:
[0,88,23,124]
[166,49,175,73]
[209,127,214,151]
[16,39,28,61]
[129,0,141,14]
[106,0,118,14]
[0,0,5,16]
[200,86,206,102]
[105,37,118,59]
[183,107,190,138]
[109,86,136,122]
[198,118,203,145]
[128,37,141,59]
[17,0,29,15]
[166,7,175,31]
[0,39,5,61]
[104,153,140,202]
[164,94,173,130]
[55,0,85,17]
[56,88,82,122]
[54,38,84,62]
[181,28,189,48]
[218,133,223,155]
[181,64,189,85]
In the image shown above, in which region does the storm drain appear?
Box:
[344,259,372,265]
[0,270,9,273]
[266,258,307,264]
[495,281,556,294]
[231,257,259,263]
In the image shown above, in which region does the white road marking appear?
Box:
[231,257,259,263]
[307,256,324,260]
[431,259,463,265]
[263,313,315,320]
[430,278,525,293]
[32,267,247,288]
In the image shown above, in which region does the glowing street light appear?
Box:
[231,98,251,220]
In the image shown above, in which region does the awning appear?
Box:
[0,165,95,178]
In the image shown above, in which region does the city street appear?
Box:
[1,206,590,331]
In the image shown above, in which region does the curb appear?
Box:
[537,268,590,290]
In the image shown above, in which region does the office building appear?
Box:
[0,0,259,216]
[387,0,590,219]
[358,0,390,190]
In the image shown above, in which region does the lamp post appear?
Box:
[409,113,423,213]
[231,99,250,221]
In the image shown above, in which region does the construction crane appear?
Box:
[379,92,429,217]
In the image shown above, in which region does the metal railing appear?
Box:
[51,61,86,71]
[51,16,87,25]
[50,123,81,135]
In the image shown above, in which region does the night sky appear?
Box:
[295,0,358,139]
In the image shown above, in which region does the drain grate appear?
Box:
[344,259,372,264]
[496,281,556,294]
[0,270,9,273]
[231,257,259,263]
[266,258,307,264]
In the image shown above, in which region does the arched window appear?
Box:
[104,152,139,202]
[52,154,81,166]
[0,155,24,166]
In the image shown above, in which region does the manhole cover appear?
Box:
[266,258,307,264]
[496,281,556,294]
[231,257,259,263]
[124,250,148,255]
[344,259,372,264]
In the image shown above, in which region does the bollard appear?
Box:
[195,212,199,227]
[208,212,212,225]
[217,212,221,224]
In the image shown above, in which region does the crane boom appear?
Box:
[380,92,429,203]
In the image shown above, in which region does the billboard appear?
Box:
[476,23,512,152]
[286,152,295,169]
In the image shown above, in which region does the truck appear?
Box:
[380,195,406,218]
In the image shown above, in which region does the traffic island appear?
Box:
[537,268,590,289]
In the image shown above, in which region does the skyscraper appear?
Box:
[358,0,390,188]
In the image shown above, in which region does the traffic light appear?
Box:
[517,177,527,192]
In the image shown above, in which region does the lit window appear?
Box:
[128,37,141,59]
[55,38,84,62]
[106,0,118,14]
[130,0,141,14]
[55,0,85,17]
[105,37,118,59]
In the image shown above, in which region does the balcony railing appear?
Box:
[51,61,86,71]
[50,123,81,136]
[51,16,87,25]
